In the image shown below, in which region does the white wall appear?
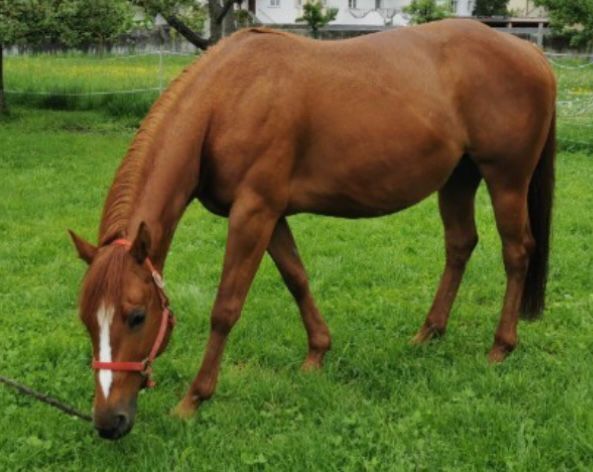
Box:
[254,0,410,26]
[508,0,546,17]
[452,0,475,16]
[252,0,546,27]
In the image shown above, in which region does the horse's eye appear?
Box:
[127,309,146,329]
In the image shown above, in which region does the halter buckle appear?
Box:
[152,271,165,289]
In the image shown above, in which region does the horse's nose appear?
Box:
[95,411,132,440]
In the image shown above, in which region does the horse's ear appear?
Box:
[130,222,151,265]
[68,230,97,265]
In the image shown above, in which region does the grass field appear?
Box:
[1,53,593,470]
[4,52,194,119]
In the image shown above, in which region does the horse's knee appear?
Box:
[210,299,242,335]
[446,232,478,268]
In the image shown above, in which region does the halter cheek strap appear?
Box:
[91,239,176,388]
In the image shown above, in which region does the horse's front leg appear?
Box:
[268,218,331,370]
[173,191,279,418]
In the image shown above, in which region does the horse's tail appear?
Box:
[521,110,556,319]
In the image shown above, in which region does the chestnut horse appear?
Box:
[69,19,556,439]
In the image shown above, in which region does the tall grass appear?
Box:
[4,53,196,118]
[552,57,593,152]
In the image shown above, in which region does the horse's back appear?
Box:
[199,21,555,217]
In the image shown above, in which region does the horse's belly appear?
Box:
[289,148,460,218]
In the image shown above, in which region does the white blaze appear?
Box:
[97,303,115,399]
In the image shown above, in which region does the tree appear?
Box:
[0,0,133,114]
[296,1,338,39]
[403,0,451,25]
[534,0,593,48]
[0,1,54,113]
[472,0,509,17]
[133,0,241,50]
[56,0,134,52]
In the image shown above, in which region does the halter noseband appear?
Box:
[91,238,176,388]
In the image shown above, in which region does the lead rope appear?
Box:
[0,374,92,422]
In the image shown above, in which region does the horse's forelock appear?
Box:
[80,247,128,325]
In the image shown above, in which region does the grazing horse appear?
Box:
[69,19,556,439]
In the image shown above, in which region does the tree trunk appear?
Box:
[0,44,7,115]
[222,6,237,37]
[165,15,211,50]
[208,0,224,44]
[163,1,237,51]
[217,0,237,36]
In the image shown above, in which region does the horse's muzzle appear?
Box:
[94,408,135,440]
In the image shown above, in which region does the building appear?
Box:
[249,0,410,27]
[507,0,546,18]
[246,0,548,28]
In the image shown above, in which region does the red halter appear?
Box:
[91,238,176,388]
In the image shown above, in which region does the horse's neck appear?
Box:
[99,56,213,269]
[100,112,207,270]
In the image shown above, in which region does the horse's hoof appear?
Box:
[411,325,444,345]
[171,395,198,420]
[301,357,323,372]
[487,345,514,364]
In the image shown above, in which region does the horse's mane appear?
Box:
[98,66,196,245]
[97,34,239,245]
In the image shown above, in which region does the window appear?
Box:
[451,0,458,14]
[348,0,357,8]
[269,0,280,7]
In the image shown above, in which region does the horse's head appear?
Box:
[69,223,174,440]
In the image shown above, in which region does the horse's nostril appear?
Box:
[96,412,130,440]
[115,413,128,429]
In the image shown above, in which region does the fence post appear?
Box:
[537,21,544,48]
[159,37,164,94]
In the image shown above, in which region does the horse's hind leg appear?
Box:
[268,218,331,370]
[173,191,279,418]
[413,156,482,344]
[484,177,534,363]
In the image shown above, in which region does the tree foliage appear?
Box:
[296,1,338,39]
[56,0,134,49]
[0,0,133,48]
[472,0,509,17]
[403,0,451,25]
[534,0,593,48]
[0,0,133,114]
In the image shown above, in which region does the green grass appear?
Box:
[4,53,196,119]
[1,106,593,470]
[550,57,593,152]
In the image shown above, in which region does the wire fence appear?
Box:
[5,87,163,96]
[4,50,593,151]
[5,49,196,97]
